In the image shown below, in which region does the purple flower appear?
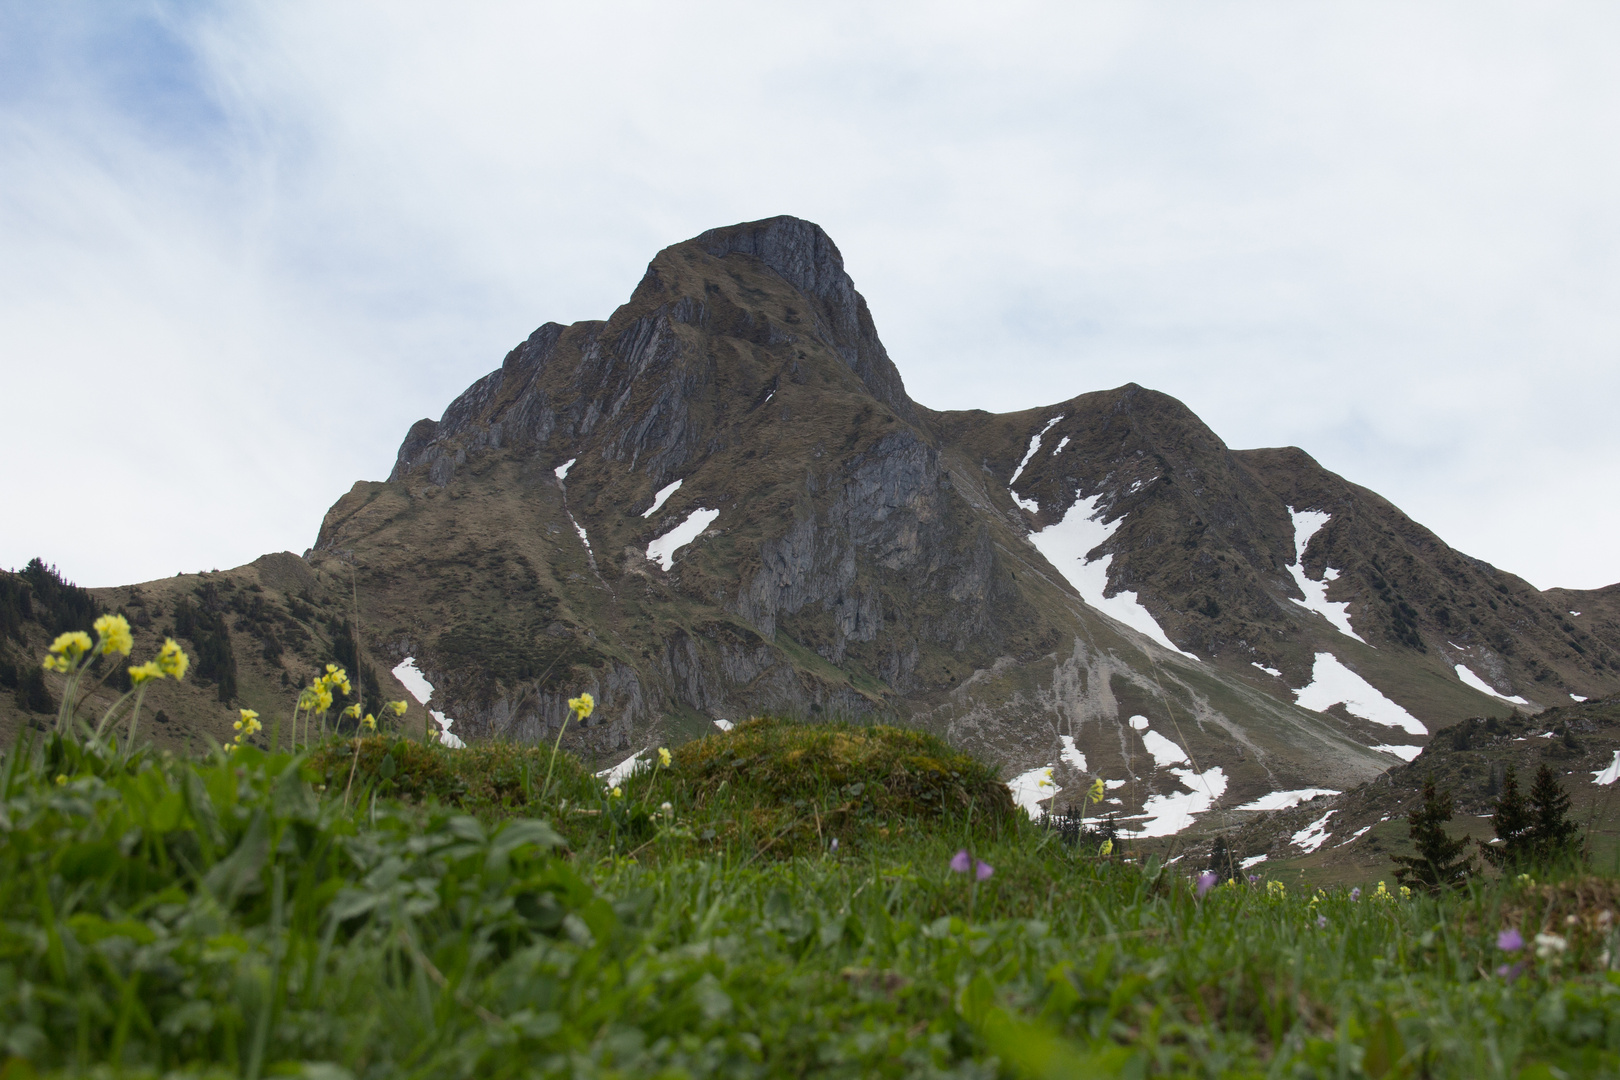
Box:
[829,838,838,852]
[1497,928,1524,953]
[1247,874,1260,885]
[1316,915,1328,929]
[1196,871,1217,898]
[1496,961,1526,981]
[950,849,972,874]
[1349,888,1361,902]
[975,860,994,881]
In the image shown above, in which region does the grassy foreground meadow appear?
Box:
[3,711,1620,1080]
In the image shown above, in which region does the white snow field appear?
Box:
[1008,415,1064,487]
[1285,508,1366,643]
[1336,825,1373,848]
[1454,664,1529,705]
[1572,694,1590,703]
[646,507,720,571]
[641,479,682,518]
[1236,788,1340,812]
[1293,652,1427,736]
[554,458,575,480]
[1028,493,1199,660]
[1251,663,1282,678]
[712,718,734,732]
[1008,765,1060,819]
[1593,751,1620,786]
[1291,810,1336,853]
[1240,854,1268,870]
[1012,493,1039,513]
[1128,715,1149,730]
[391,658,466,748]
[1051,435,1070,456]
[1058,735,1087,772]
[568,514,592,554]
[1372,744,1423,761]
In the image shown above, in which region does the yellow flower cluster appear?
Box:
[94,614,134,657]
[227,708,262,754]
[568,693,595,720]
[658,747,672,768]
[1087,777,1105,805]
[299,665,350,714]
[42,631,92,673]
[361,713,377,732]
[1266,880,1287,898]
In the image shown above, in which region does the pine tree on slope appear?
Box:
[1393,775,1475,893]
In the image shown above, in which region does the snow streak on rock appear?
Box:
[1058,735,1087,773]
[1285,508,1365,643]
[597,751,646,787]
[1009,415,1064,488]
[1293,652,1427,736]
[391,657,465,748]
[646,507,720,571]
[1454,664,1529,705]
[554,458,575,480]
[642,479,682,518]
[1029,493,1199,660]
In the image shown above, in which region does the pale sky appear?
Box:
[4,2,1619,591]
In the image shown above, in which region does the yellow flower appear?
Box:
[93,614,134,657]
[325,663,338,674]
[1399,886,1412,900]
[128,661,163,685]
[1373,881,1391,900]
[1087,777,1105,805]
[337,677,352,696]
[48,631,93,666]
[568,693,595,720]
[54,774,66,786]
[658,747,672,768]
[1099,839,1113,856]
[342,704,361,719]
[389,700,408,717]
[610,786,622,799]
[361,714,376,731]
[240,708,259,726]
[42,654,71,673]
[1267,880,1286,898]
[156,638,189,680]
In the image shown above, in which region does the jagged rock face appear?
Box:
[308,214,1620,831]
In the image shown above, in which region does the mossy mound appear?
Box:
[308,736,594,815]
[674,716,1015,826]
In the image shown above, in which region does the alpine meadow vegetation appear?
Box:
[1,623,1620,1076]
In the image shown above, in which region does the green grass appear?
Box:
[3,719,1620,1078]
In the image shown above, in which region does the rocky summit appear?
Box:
[6,215,1618,840]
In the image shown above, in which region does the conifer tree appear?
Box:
[1527,763,1582,868]
[1479,764,1534,869]
[1393,774,1475,892]
[1207,835,1236,883]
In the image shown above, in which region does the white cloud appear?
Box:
[4,2,1620,591]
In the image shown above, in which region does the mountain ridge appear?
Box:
[5,214,1617,843]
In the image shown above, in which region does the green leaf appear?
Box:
[203,808,271,904]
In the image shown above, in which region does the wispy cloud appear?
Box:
[4,2,1619,588]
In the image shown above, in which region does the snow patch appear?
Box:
[1012,493,1039,513]
[1251,662,1282,678]
[1009,415,1064,487]
[1572,694,1589,702]
[713,718,734,732]
[597,751,646,787]
[1240,854,1268,870]
[569,513,592,554]
[1051,435,1070,456]
[646,507,719,571]
[1593,751,1620,786]
[1128,714,1149,730]
[1455,664,1529,705]
[1373,744,1423,761]
[1293,652,1427,735]
[1236,788,1339,812]
[1028,493,1198,660]
[1104,779,1127,790]
[1129,765,1227,837]
[1335,825,1372,848]
[1058,735,1087,773]
[1008,766,1060,819]
[641,479,682,518]
[390,658,465,748]
[1291,810,1336,853]
[1570,611,1581,617]
[1141,729,1191,768]
[1285,508,1366,643]
[554,458,575,480]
